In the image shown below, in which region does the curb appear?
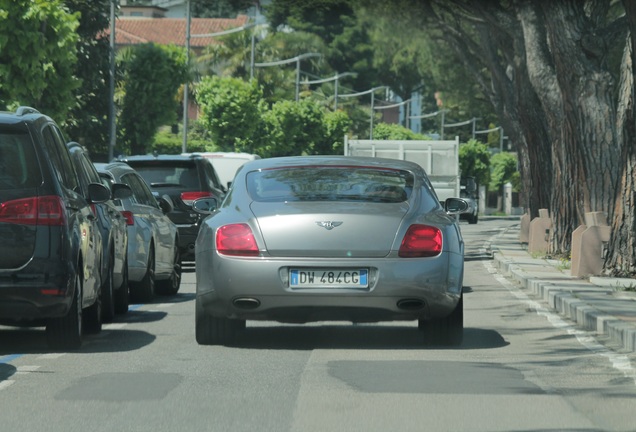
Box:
[492,234,636,353]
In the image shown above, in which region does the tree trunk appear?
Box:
[606,1,636,277]
[519,1,621,255]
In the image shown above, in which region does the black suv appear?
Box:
[118,154,226,260]
[0,107,111,349]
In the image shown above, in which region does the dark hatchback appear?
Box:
[118,154,226,260]
[0,107,110,349]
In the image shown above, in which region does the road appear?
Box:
[1,219,636,432]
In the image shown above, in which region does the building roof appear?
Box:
[109,15,250,48]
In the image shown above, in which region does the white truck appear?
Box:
[343,136,461,203]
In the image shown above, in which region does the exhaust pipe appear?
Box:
[233,297,261,310]
[396,299,425,311]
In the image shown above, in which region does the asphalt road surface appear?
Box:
[1,219,636,432]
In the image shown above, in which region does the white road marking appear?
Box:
[483,235,636,386]
[0,380,15,391]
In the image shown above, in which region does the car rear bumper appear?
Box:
[176,225,198,260]
[0,274,73,321]
[196,252,463,322]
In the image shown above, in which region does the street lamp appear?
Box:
[444,117,481,139]
[303,72,357,110]
[374,98,411,130]
[410,109,448,139]
[339,86,388,139]
[254,53,322,101]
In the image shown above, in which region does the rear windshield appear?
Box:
[0,129,42,190]
[127,162,200,189]
[246,166,413,203]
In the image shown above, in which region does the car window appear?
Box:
[247,166,414,203]
[42,125,79,192]
[130,162,200,189]
[203,160,223,190]
[123,172,157,208]
[0,128,41,190]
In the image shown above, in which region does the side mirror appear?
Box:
[111,182,133,200]
[87,182,111,204]
[192,197,218,214]
[157,194,174,214]
[444,197,469,214]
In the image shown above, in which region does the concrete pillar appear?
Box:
[528,209,551,255]
[478,185,486,215]
[519,213,531,244]
[570,212,611,277]
[504,182,512,215]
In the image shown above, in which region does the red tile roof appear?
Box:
[108,15,249,48]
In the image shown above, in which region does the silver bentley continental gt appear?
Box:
[192,156,468,346]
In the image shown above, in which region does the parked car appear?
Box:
[67,142,132,321]
[191,155,468,346]
[459,176,479,224]
[95,162,181,302]
[117,154,226,261]
[183,152,261,190]
[0,107,110,349]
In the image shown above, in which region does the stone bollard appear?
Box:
[504,182,512,215]
[570,212,611,277]
[528,209,551,254]
[519,213,531,244]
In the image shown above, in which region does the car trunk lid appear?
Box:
[250,201,409,258]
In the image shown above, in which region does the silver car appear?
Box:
[192,156,468,346]
[95,162,182,303]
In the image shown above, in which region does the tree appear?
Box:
[196,76,264,153]
[459,139,490,188]
[63,0,111,159]
[489,152,518,193]
[605,0,636,276]
[359,0,636,276]
[372,123,428,140]
[117,43,188,155]
[0,0,80,122]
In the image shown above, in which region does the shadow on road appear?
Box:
[228,325,508,351]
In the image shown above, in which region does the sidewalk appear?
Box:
[489,223,636,353]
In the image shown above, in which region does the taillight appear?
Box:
[181,191,212,206]
[121,210,135,226]
[0,196,65,226]
[398,224,442,258]
[216,223,259,256]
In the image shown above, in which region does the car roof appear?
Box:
[94,161,137,177]
[239,155,424,173]
[0,106,52,125]
[185,151,261,160]
[118,154,204,162]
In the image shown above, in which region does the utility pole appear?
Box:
[182,0,191,153]
[108,0,117,161]
[254,53,322,102]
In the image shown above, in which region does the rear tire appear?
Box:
[114,259,129,314]
[101,251,115,323]
[156,246,181,296]
[195,298,243,345]
[46,273,83,349]
[131,246,155,303]
[84,284,102,335]
[419,294,463,346]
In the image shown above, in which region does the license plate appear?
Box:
[289,269,368,288]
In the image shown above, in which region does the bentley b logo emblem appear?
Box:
[316,221,343,230]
